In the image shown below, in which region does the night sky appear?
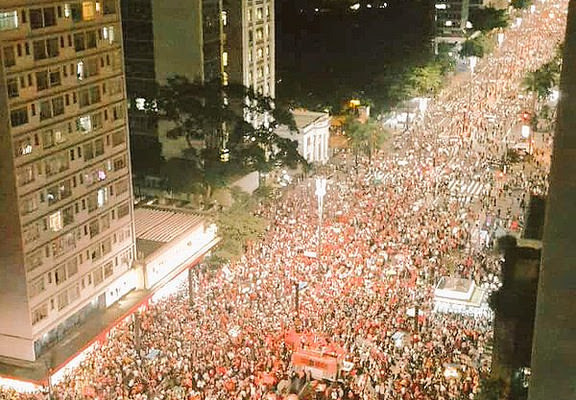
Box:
[276,0,433,111]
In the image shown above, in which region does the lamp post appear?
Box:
[315,177,327,268]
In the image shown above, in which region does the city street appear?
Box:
[1,1,569,399]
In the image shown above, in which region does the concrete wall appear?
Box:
[152,0,204,83]
[528,2,576,399]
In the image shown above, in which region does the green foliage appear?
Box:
[460,35,494,58]
[407,63,444,97]
[511,0,532,10]
[212,193,269,261]
[522,61,560,100]
[155,76,306,200]
[344,118,389,162]
[469,7,509,32]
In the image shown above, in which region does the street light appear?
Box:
[315,177,327,267]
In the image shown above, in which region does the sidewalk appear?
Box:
[0,288,149,383]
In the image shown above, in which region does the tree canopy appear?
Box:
[154,76,307,200]
[460,35,494,58]
[511,0,532,10]
[469,7,509,32]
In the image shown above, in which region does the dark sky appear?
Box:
[275,0,433,110]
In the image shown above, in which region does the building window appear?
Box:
[3,46,15,67]
[20,195,38,215]
[44,151,69,176]
[113,155,126,171]
[117,202,129,219]
[16,165,34,186]
[10,106,28,127]
[31,304,48,325]
[49,211,63,232]
[32,37,59,60]
[89,219,99,238]
[67,258,78,277]
[14,137,33,157]
[93,266,103,284]
[221,11,227,26]
[0,11,18,31]
[57,290,69,310]
[115,179,129,195]
[103,261,113,278]
[42,127,65,149]
[82,1,96,20]
[112,129,125,146]
[102,26,115,43]
[30,8,57,29]
[54,264,67,285]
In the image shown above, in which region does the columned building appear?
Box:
[0,0,136,361]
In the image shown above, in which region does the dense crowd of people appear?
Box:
[1,1,568,399]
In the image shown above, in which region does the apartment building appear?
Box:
[121,0,276,162]
[225,0,276,98]
[0,0,136,362]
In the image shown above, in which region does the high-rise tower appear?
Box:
[0,0,136,361]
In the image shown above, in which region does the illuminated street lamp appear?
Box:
[315,177,327,265]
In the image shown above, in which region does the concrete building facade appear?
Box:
[528,1,576,398]
[0,0,136,361]
[121,0,276,163]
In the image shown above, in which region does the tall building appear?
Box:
[121,0,276,162]
[225,0,276,98]
[0,0,136,362]
[528,1,576,398]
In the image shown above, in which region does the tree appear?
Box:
[344,118,388,164]
[460,35,494,58]
[469,7,509,32]
[407,63,444,97]
[511,0,532,10]
[155,76,306,202]
[211,191,269,261]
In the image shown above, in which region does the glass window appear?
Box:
[52,96,65,116]
[94,138,104,156]
[82,2,96,20]
[30,9,43,29]
[103,261,113,278]
[46,37,59,57]
[83,142,94,160]
[112,129,125,146]
[55,264,67,285]
[103,0,116,14]
[78,115,92,132]
[43,8,57,27]
[0,11,18,31]
[49,211,63,232]
[32,304,48,325]
[36,70,49,91]
[57,290,69,310]
[74,32,85,51]
[10,107,28,127]
[3,46,15,67]
[86,30,97,48]
[49,70,61,87]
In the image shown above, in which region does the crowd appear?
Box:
[1,1,568,399]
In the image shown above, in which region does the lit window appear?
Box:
[0,11,18,31]
[78,115,92,132]
[445,20,453,27]
[135,97,146,110]
[64,4,71,17]
[49,211,63,232]
[82,1,96,21]
[77,61,85,80]
[222,51,228,67]
[95,1,102,12]
[221,11,227,26]
[102,26,115,43]
[97,187,108,207]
